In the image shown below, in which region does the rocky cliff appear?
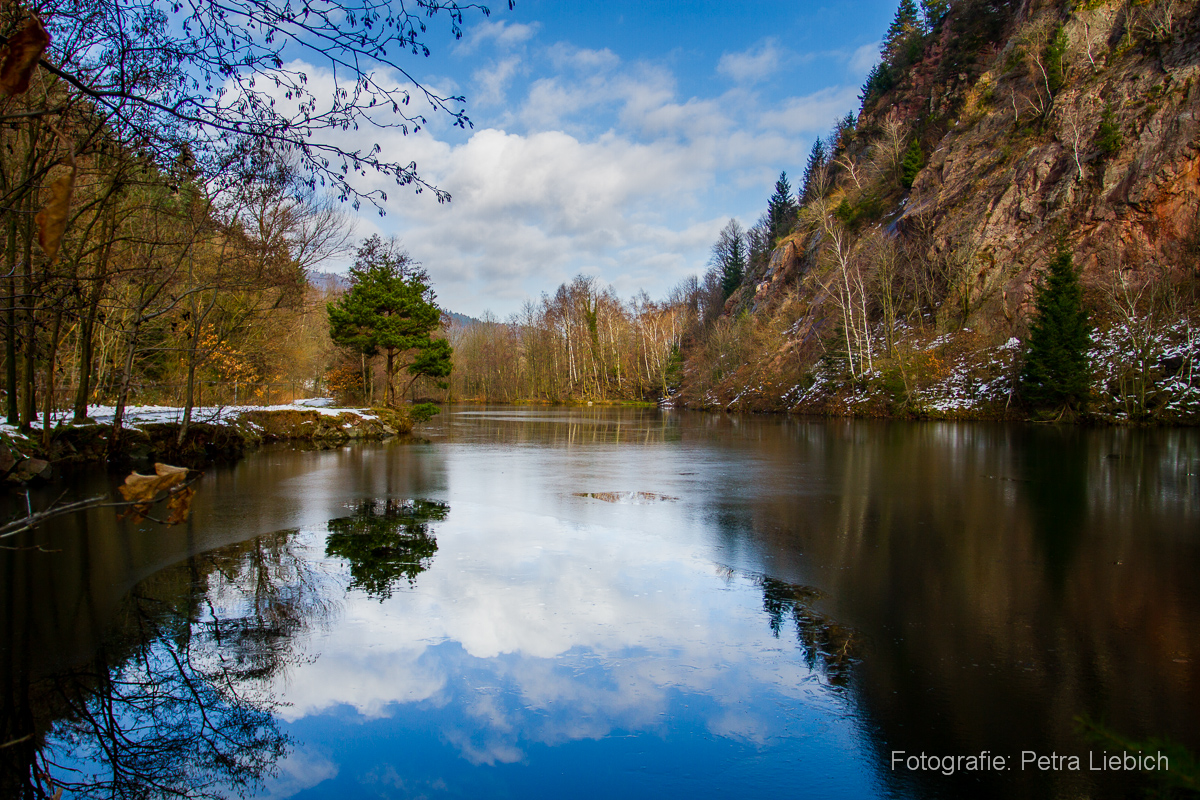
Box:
[680,0,1200,424]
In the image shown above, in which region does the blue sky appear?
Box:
[316,1,898,317]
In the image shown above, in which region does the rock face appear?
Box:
[903,2,1200,327]
[681,0,1200,422]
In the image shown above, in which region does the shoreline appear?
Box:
[0,403,416,484]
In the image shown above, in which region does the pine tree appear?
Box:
[1020,248,1092,417]
[767,171,798,245]
[328,236,452,406]
[883,0,922,64]
[859,62,896,106]
[919,0,950,29]
[900,138,924,189]
[801,138,828,205]
[710,219,747,299]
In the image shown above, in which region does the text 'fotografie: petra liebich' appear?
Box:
[891,750,1172,775]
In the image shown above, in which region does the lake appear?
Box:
[2,407,1198,798]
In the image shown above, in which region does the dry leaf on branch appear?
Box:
[118,463,192,523]
[0,17,50,96]
[35,168,75,264]
[164,487,196,525]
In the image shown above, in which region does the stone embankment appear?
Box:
[0,403,415,483]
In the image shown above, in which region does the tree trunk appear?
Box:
[5,213,17,425]
[41,307,63,450]
[19,206,35,431]
[386,348,395,406]
[179,358,197,444]
[109,324,140,456]
[75,221,115,422]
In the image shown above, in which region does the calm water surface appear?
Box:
[2,408,1199,799]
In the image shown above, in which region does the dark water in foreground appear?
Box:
[2,408,1198,799]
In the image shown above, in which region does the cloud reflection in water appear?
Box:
[275,498,871,791]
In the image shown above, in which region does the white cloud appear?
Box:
[849,41,881,76]
[717,38,787,84]
[458,19,540,54]
[269,41,862,316]
[471,56,523,106]
[259,747,339,799]
[759,86,862,135]
[546,42,621,73]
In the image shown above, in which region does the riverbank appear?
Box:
[0,401,416,482]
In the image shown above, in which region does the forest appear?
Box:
[0,0,510,459]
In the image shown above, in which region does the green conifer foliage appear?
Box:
[1045,24,1069,95]
[919,0,950,29]
[328,236,452,406]
[1020,249,1092,416]
[710,219,748,300]
[900,138,924,189]
[1096,103,1122,158]
[884,0,922,64]
[767,172,799,245]
[801,138,828,204]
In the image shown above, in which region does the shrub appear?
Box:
[1096,103,1122,158]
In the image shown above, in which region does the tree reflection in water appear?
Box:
[325,499,448,601]
[2,530,329,799]
[759,576,858,688]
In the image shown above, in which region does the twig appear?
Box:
[0,475,202,539]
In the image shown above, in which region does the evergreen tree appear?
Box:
[710,219,747,299]
[859,62,896,106]
[1096,103,1123,158]
[746,213,773,283]
[1020,248,1092,417]
[801,138,828,205]
[328,236,452,406]
[832,113,857,151]
[900,138,924,189]
[883,0,922,64]
[919,0,950,29]
[1045,24,1069,95]
[767,171,799,245]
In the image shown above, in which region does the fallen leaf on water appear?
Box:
[0,17,49,96]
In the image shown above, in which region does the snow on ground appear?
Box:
[0,400,374,438]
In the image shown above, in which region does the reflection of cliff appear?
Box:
[0,530,328,799]
[326,499,448,600]
[718,420,1200,798]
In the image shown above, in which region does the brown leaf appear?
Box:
[164,486,196,525]
[118,463,190,523]
[0,17,50,96]
[35,168,75,264]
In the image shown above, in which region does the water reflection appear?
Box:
[759,576,858,688]
[0,530,327,799]
[325,499,447,601]
[0,409,1196,799]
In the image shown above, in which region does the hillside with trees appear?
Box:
[448,0,1200,424]
[0,0,500,462]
